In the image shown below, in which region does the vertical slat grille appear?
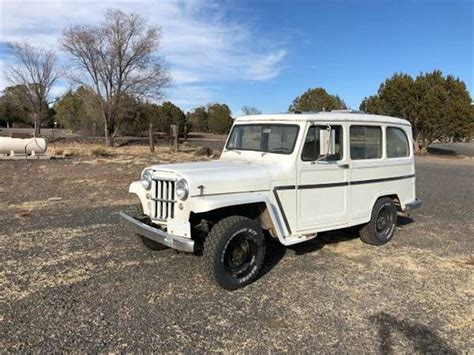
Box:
[152,178,176,221]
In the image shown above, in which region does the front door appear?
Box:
[296,124,349,232]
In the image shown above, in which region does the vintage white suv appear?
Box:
[120,110,422,289]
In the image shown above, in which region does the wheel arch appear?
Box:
[189,193,282,239]
[369,193,401,212]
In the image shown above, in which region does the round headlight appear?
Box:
[141,169,153,190]
[176,178,189,201]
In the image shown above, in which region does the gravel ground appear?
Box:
[1,152,473,352]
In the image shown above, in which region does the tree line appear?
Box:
[0,8,472,150]
[52,87,234,136]
[287,73,473,153]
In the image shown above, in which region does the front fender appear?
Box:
[189,191,269,213]
[129,181,150,215]
[189,191,286,240]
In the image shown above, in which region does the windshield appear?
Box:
[226,124,300,154]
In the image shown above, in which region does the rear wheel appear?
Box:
[203,216,266,290]
[360,197,397,245]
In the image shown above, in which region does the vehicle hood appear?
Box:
[150,160,272,196]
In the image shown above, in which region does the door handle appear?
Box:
[338,163,350,169]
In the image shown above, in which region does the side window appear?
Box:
[350,126,382,160]
[302,125,343,161]
[387,127,409,158]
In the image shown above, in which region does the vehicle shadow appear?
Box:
[262,216,414,269]
[397,215,414,226]
[258,228,360,281]
[427,146,457,156]
[369,312,458,354]
[259,236,287,277]
[288,227,361,256]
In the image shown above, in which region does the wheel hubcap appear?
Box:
[376,205,394,238]
[224,233,257,278]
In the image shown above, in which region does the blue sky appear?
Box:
[1,0,472,115]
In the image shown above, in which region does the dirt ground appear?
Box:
[1,143,473,352]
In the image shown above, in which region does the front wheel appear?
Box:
[360,197,397,245]
[203,216,266,290]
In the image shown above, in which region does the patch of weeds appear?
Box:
[212,150,221,159]
[194,146,213,157]
[465,258,474,266]
[63,150,79,158]
[17,210,31,218]
[90,147,113,157]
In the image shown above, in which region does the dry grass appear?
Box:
[90,146,114,157]
[194,146,214,157]
[46,141,209,163]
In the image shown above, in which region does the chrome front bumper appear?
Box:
[119,211,194,253]
[404,199,423,212]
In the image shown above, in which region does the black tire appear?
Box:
[203,216,266,290]
[127,204,168,251]
[360,197,397,245]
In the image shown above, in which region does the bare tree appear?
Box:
[241,105,261,115]
[61,9,170,146]
[5,42,59,136]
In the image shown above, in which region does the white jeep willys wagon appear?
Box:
[120,110,422,289]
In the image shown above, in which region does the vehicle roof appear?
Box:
[234,112,411,126]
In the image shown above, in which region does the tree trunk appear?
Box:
[34,113,41,136]
[414,138,429,155]
[103,112,114,147]
[105,129,114,147]
[104,124,111,146]
[35,110,43,137]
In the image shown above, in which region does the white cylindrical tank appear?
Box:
[0,137,48,155]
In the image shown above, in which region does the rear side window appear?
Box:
[387,127,410,158]
[350,126,382,160]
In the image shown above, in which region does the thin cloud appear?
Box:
[247,49,287,80]
[1,0,287,109]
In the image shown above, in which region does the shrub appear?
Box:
[90,146,112,157]
[194,146,213,157]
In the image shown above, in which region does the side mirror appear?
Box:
[319,127,336,156]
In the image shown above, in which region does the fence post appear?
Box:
[149,123,155,153]
[171,124,179,152]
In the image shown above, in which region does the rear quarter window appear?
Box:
[386,127,410,158]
